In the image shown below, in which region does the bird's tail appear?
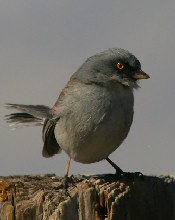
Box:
[5,103,51,129]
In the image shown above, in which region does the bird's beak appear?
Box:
[132,70,150,80]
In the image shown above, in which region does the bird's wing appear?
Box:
[43,79,80,157]
[42,117,62,158]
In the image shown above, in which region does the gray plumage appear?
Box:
[5,48,149,164]
[5,104,50,128]
[54,79,134,163]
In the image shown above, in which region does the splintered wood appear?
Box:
[0,174,175,220]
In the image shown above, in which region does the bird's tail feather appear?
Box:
[5,103,50,129]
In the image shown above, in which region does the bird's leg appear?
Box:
[66,157,71,177]
[106,157,124,175]
[106,157,143,179]
[62,157,80,197]
[65,157,84,184]
[59,157,72,197]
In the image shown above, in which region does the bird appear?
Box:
[5,48,149,176]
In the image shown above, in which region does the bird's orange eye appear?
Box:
[116,62,124,70]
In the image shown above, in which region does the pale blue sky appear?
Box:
[1,0,175,176]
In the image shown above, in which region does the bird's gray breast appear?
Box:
[55,81,134,163]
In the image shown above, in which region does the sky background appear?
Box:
[0,0,175,176]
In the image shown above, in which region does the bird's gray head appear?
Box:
[72,48,149,88]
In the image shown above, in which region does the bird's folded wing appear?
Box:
[42,118,62,158]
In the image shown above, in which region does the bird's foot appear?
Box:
[106,157,144,180]
[60,175,82,197]
[116,171,144,180]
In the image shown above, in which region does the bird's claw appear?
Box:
[61,175,81,197]
[116,171,144,180]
